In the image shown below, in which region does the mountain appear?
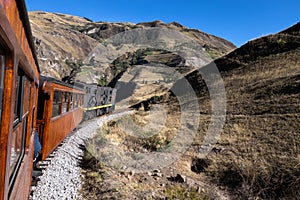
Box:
[79,23,300,199]
[28,11,236,81]
[185,22,300,115]
[169,22,300,198]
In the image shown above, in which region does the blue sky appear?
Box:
[25,0,299,47]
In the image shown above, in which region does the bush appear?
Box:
[165,185,206,200]
[208,153,300,199]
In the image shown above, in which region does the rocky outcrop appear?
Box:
[29,12,99,79]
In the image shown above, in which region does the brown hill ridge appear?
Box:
[29,11,235,80]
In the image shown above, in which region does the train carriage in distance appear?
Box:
[36,76,85,160]
[74,82,117,120]
[0,0,40,199]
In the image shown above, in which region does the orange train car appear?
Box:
[36,76,85,160]
[0,0,40,199]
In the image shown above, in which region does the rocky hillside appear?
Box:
[29,11,235,81]
[29,12,98,79]
[186,22,300,115]
[79,22,300,199]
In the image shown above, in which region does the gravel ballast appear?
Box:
[30,111,132,200]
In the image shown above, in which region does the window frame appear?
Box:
[51,90,62,118]
[13,69,24,127]
[9,67,31,191]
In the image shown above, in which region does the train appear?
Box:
[0,1,116,199]
[36,77,116,161]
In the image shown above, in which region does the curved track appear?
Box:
[30,111,132,200]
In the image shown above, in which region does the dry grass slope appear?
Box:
[183,22,300,199]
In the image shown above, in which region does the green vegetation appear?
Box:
[207,49,223,59]
[97,76,108,86]
[62,59,83,83]
[277,38,287,45]
[65,59,82,70]
[151,95,160,103]
[165,185,207,200]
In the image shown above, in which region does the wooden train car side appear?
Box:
[0,0,117,198]
[0,1,40,199]
[36,76,85,160]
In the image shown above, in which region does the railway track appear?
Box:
[30,110,133,200]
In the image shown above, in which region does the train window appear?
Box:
[23,77,30,114]
[31,85,36,126]
[77,94,80,106]
[9,116,28,190]
[66,92,70,111]
[72,94,76,108]
[33,84,36,105]
[79,94,83,106]
[52,91,62,117]
[74,94,76,108]
[74,94,78,108]
[78,95,81,106]
[13,69,24,126]
[70,94,73,109]
[0,48,4,127]
[9,68,30,188]
[62,92,69,113]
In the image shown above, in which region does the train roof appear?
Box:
[73,81,115,90]
[40,76,116,91]
[40,75,84,91]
